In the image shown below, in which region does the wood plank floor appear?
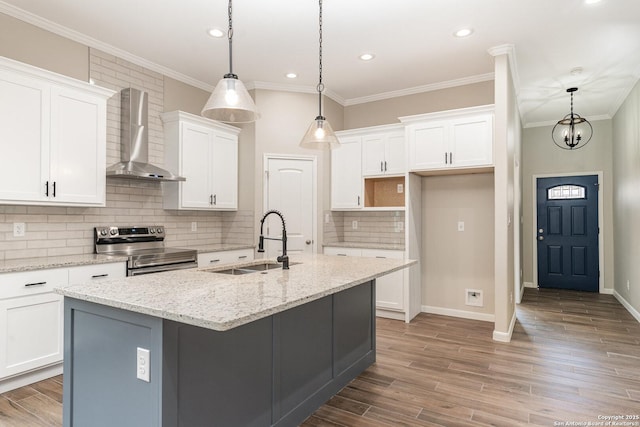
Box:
[2,288,639,426]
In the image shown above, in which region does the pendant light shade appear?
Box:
[300,115,339,149]
[300,0,339,149]
[201,0,259,123]
[551,87,592,150]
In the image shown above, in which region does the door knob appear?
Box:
[305,240,312,245]
[538,236,544,241]
[538,228,544,233]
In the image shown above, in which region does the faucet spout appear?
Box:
[257,210,289,269]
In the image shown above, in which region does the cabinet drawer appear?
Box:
[198,249,254,268]
[323,247,363,257]
[0,269,68,300]
[361,249,404,260]
[68,263,126,285]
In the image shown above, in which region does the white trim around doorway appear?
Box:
[531,171,605,293]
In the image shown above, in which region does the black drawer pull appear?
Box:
[209,259,221,263]
[238,255,248,259]
[25,281,46,287]
[91,274,109,279]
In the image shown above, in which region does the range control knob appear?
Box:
[149,228,155,234]
[109,228,117,236]
[100,229,108,236]
[157,227,164,234]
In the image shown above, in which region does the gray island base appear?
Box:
[59,254,415,426]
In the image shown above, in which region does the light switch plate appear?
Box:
[13,223,25,237]
[457,221,464,232]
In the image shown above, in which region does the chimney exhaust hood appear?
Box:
[106,88,185,181]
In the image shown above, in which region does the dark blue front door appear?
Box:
[536,175,599,292]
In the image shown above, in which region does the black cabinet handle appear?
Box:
[357,196,360,206]
[52,181,56,197]
[25,281,46,287]
[45,181,49,197]
[213,194,217,205]
[209,194,213,205]
[238,255,248,259]
[91,274,108,279]
[384,161,387,171]
[209,259,221,263]
[444,153,448,164]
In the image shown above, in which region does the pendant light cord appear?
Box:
[317,0,324,117]
[227,0,235,77]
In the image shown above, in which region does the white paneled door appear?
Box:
[264,156,315,257]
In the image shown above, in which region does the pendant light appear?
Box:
[551,87,593,150]
[201,0,259,123]
[300,0,339,149]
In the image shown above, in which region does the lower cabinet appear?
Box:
[0,262,126,387]
[324,246,406,320]
[0,269,67,379]
[197,248,254,268]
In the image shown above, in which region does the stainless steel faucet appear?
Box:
[257,210,289,269]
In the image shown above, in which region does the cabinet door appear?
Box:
[408,121,448,171]
[0,71,49,203]
[68,263,126,284]
[331,137,362,209]
[384,132,406,175]
[449,114,493,168]
[323,247,362,257]
[49,86,107,205]
[211,133,238,210]
[0,292,64,378]
[361,135,386,176]
[180,123,214,209]
[361,249,405,311]
[198,249,253,268]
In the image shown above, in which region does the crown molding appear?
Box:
[523,114,612,129]
[0,1,214,92]
[342,73,495,106]
[248,81,345,105]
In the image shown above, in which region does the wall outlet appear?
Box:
[397,184,404,193]
[137,347,150,382]
[191,221,197,232]
[13,222,25,237]
[465,289,483,307]
[457,221,465,232]
[351,220,358,230]
[394,221,404,232]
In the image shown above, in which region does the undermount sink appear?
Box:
[210,261,300,275]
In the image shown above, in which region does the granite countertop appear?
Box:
[0,254,129,274]
[55,254,415,332]
[323,242,406,251]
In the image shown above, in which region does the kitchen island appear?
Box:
[56,253,414,427]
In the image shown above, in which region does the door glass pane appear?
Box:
[547,185,585,200]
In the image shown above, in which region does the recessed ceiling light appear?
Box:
[285,73,297,79]
[454,28,474,38]
[570,67,583,76]
[584,0,602,4]
[207,28,225,38]
[359,53,375,61]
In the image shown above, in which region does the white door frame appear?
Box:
[531,171,605,293]
[263,153,318,254]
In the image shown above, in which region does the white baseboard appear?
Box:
[376,309,405,322]
[524,282,536,288]
[0,363,63,394]
[421,305,494,322]
[600,287,614,295]
[493,311,517,342]
[613,290,640,323]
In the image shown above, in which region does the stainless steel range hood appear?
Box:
[106,88,185,181]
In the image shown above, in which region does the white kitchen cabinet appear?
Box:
[403,105,494,172]
[330,136,362,210]
[0,57,114,206]
[323,246,407,319]
[68,262,126,284]
[362,130,405,176]
[197,248,254,268]
[162,111,240,211]
[0,268,67,379]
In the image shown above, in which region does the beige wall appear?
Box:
[521,120,614,291]
[0,13,88,81]
[421,174,495,316]
[251,90,344,246]
[612,80,640,315]
[344,80,494,129]
[163,76,210,115]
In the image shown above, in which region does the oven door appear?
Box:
[128,261,197,276]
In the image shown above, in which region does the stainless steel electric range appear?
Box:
[95,225,198,276]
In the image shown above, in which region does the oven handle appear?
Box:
[132,256,197,269]
[128,261,197,276]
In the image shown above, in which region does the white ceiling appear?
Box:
[2,0,639,127]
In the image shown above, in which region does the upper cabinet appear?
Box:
[362,130,405,176]
[331,136,362,210]
[401,105,494,173]
[162,111,240,211]
[0,57,115,206]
